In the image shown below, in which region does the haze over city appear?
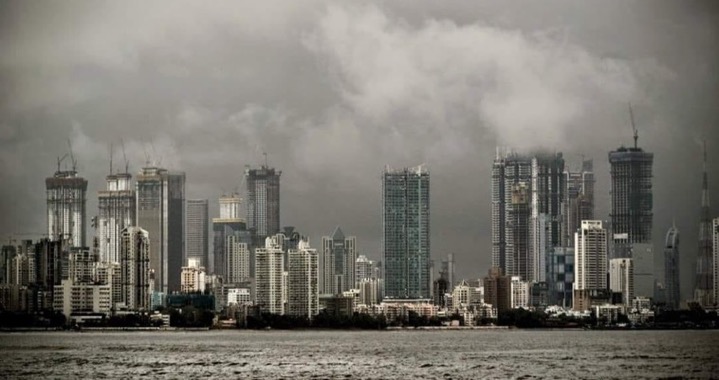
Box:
[1,0,718,302]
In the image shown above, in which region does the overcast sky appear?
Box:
[1,1,717,300]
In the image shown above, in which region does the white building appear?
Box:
[355,255,374,286]
[227,288,252,306]
[181,258,206,293]
[609,258,634,308]
[451,280,480,311]
[226,235,250,283]
[287,240,319,318]
[95,262,122,306]
[510,276,529,309]
[358,278,381,306]
[255,236,285,314]
[120,227,151,310]
[54,279,112,318]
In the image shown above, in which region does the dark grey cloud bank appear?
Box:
[1,1,717,300]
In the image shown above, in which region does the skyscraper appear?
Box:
[664,224,680,310]
[135,166,185,294]
[694,142,713,308]
[440,253,456,292]
[287,239,319,318]
[226,235,250,283]
[320,226,357,294]
[563,159,595,247]
[355,255,374,286]
[609,138,653,247]
[713,218,719,308]
[212,193,250,278]
[245,165,281,245]
[47,164,88,248]
[609,258,634,308]
[574,220,608,311]
[185,199,209,267]
[492,149,565,283]
[255,235,285,314]
[120,226,151,311]
[98,170,135,264]
[382,165,430,299]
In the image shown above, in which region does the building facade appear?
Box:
[609,258,634,308]
[212,193,250,278]
[185,199,209,268]
[383,165,430,299]
[180,258,206,293]
[120,227,151,311]
[255,236,285,314]
[98,172,135,264]
[245,166,281,245]
[694,143,714,308]
[574,221,608,311]
[609,143,653,246]
[664,225,680,309]
[563,159,595,247]
[226,235,250,284]
[287,240,319,318]
[135,166,185,294]
[47,168,88,248]
[320,227,357,294]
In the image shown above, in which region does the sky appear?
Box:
[1,1,718,301]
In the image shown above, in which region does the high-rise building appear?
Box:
[609,139,653,247]
[287,239,319,318]
[255,236,285,314]
[180,258,206,293]
[492,150,565,283]
[120,226,151,311]
[98,171,135,264]
[212,193,250,278]
[510,276,529,309]
[548,247,574,308]
[664,225,680,310]
[713,218,719,307]
[382,165,430,299]
[694,143,713,308]
[135,166,185,294]
[441,253,456,291]
[47,166,88,248]
[609,258,634,308]
[355,255,374,286]
[320,227,357,294]
[574,220,608,311]
[483,267,511,314]
[185,199,209,268]
[245,165,281,245]
[226,235,250,284]
[563,159,595,247]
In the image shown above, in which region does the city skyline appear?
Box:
[1,1,718,302]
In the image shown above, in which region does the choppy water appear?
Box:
[1,329,717,379]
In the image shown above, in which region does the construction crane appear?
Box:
[121,139,129,173]
[628,102,638,149]
[67,139,77,172]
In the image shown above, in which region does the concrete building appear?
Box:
[95,261,122,306]
[287,240,319,318]
[358,278,381,306]
[694,143,714,308]
[212,193,250,278]
[483,267,511,314]
[664,225,680,309]
[441,253,456,291]
[563,159,595,247]
[609,258,634,308]
[574,221,608,311]
[98,171,135,264]
[548,247,574,308]
[136,166,185,294]
[227,287,252,306]
[492,149,565,283]
[54,280,111,319]
[68,248,97,285]
[255,236,285,314]
[451,280,480,311]
[383,165,430,299]
[355,255,374,286]
[120,227,151,311]
[320,227,357,294]
[185,199,209,268]
[226,235,250,284]
[47,166,88,248]
[510,276,529,309]
[245,165,281,246]
[181,258,206,293]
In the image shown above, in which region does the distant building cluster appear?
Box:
[1,130,718,326]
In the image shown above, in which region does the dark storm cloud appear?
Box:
[1,1,717,300]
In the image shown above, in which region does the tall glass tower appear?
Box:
[694,142,713,307]
[47,165,88,248]
[245,165,281,246]
[98,170,135,263]
[136,166,185,294]
[382,165,430,299]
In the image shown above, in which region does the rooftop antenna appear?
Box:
[67,139,77,172]
[628,102,638,149]
[121,138,129,173]
[109,143,114,174]
[263,152,268,168]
